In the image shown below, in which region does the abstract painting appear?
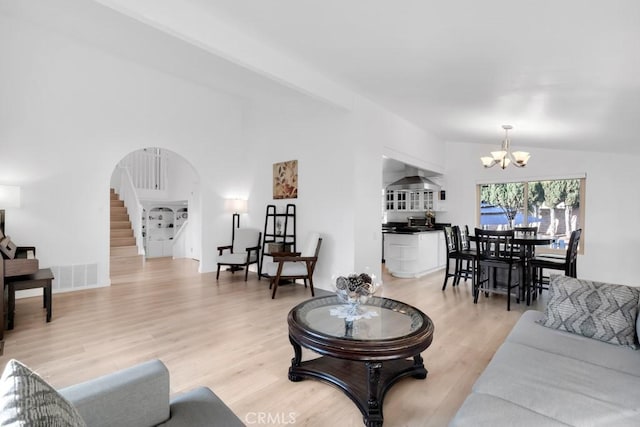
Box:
[273,160,298,199]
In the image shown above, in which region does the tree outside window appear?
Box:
[478,178,584,253]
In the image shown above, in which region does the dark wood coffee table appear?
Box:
[287,296,434,427]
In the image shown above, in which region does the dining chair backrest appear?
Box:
[513,226,538,257]
[443,226,456,253]
[301,232,322,258]
[464,225,472,249]
[232,228,261,253]
[457,226,471,251]
[564,229,582,276]
[514,226,538,238]
[474,228,515,263]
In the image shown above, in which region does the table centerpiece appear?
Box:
[333,272,381,319]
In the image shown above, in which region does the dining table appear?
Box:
[469,233,556,304]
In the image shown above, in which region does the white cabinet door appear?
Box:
[386,232,443,278]
[385,190,395,211]
[162,240,174,257]
[147,241,163,257]
[385,190,434,212]
[385,234,419,278]
[395,191,408,211]
[437,231,446,268]
[418,232,439,272]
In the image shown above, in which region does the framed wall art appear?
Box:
[273,160,298,199]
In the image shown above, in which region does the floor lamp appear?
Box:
[225,198,248,243]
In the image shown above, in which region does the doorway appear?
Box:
[109,147,201,277]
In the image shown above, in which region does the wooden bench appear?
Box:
[6,268,54,330]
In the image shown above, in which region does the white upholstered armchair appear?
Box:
[216,228,262,281]
[263,232,322,299]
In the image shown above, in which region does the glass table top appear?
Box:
[292,296,426,341]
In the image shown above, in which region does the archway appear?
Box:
[109,147,201,277]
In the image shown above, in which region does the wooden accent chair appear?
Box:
[216,228,262,281]
[263,233,322,299]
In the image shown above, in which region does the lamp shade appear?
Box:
[0,185,20,208]
[512,151,531,166]
[225,198,248,214]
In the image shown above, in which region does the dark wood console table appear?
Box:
[1,244,39,354]
[287,296,434,427]
[6,268,54,330]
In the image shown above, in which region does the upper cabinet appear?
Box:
[386,190,436,212]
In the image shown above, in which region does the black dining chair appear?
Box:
[442,226,459,291]
[513,226,538,251]
[530,229,582,297]
[454,225,475,286]
[513,226,538,302]
[513,226,538,235]
[474,228,523,311]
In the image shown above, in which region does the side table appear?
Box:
[6,268,54,330]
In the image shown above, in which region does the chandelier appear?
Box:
[480,125,530,169]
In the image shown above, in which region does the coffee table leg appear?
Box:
[365,362,383,427]
[412,354,428,379]
[288,335,303,382]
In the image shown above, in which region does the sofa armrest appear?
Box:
[59,359,171,427]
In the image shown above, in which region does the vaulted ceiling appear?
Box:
[8,0,640,154]
[181,0,640,154]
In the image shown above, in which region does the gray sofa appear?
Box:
[451,302,640,426]
[59,359,244,427]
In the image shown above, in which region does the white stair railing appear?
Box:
[118,148,168,191]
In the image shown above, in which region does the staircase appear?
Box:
[110,189,142,266]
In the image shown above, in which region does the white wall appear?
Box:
[442,142,640,286]
[0,11,245,286]
[1,7,444,292]
[243,99,354,286]
[242,95,443,291]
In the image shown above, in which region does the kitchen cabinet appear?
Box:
[384,231,445,278]
[146,240,174,258]
[385,190,435,212]
[437,231,446,267]
[385,191,395,211]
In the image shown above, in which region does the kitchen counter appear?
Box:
[383,229,437,234]
[384,230,446,278]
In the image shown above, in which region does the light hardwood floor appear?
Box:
[1,259,546,426]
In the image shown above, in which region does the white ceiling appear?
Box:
[8,0,640,154]
[181,0,640,154]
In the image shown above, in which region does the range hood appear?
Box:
[386,175,441,192]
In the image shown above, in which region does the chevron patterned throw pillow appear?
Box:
[0,359,87,427]
[539,275,640,349]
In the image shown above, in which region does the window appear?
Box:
[477,177,585,254]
